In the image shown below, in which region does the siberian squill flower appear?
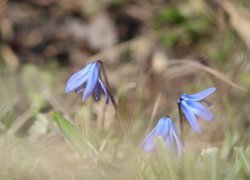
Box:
[141,116,182,156]
[65,61,109,104]
[177,87,216,133]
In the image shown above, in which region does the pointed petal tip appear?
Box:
[105,94,109,104]
[65,86,71,93]
[189,122,201,133]
[195,129,202,133]
[191,127,202,133]
[184,86,217,101]
[181,102,202,133]
[141,140,154,153]
[105,99,109,104]
[82,94,88,102]
[209,87,216,93]
[206,115,214,121]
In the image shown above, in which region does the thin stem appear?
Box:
[177,103,184,145]
[97,60,119,114]
[97,60,143,180]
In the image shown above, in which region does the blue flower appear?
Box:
[65,61,109,104]
[177,87,216,133]
[141,116,182,156]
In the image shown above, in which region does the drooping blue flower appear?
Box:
[177,87,216,133]
[141,116,182,156]
[65,61,109,104]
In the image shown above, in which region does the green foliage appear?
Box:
[0,78,15,128]
[51,111,87,152]
[236,147,250,178]
[157,7,185,24]
[162,30,179,48]
[225,147,250,179]
[202,148,221,180]
[2,111,14,128]
[182,16,210,34]
[154,137,179,180]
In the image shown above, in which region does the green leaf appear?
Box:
[51,112,86,152]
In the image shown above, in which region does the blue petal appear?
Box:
[165,132,173,148]
[184,87,216,101]
[83,63,100,101]
[163,119,172,144]
[155,117,169,136]
[187,101,214,121]
[74,86,84,94]
[141,117,169,152]
[181,101,201,133]
[93,81,102,101]
[202,99,212,107]
[65,65,90,93]
[167,120,182,157]
[141,127,158,152]
[172,130,182,157]
[98,79,109,104]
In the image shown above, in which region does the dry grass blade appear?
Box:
[168,60,247,92]
[6,107,36,136]
[144,94,162,136]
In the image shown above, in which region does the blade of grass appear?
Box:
[225,152,242,180]
[235,147,250,177]
[51,112,111,179]
[155,137,179,180]
[203,148,220,180]
[168,60,247,91]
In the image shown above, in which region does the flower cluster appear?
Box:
[141,87,216,155]
[65,60,216,157]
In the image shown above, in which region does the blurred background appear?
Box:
[0,0,249,179]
